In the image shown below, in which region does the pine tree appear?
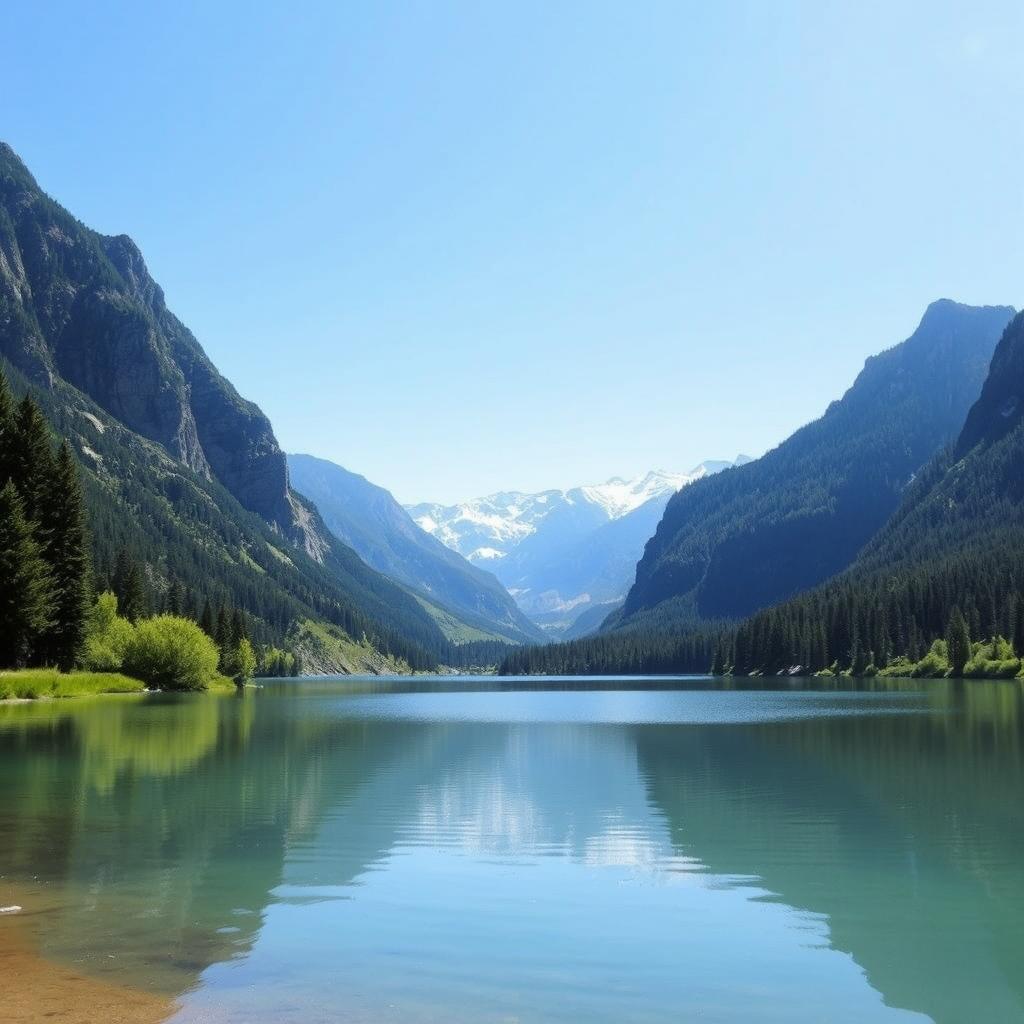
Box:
[200,599,216,638]
[710,642,724,676]
[11,394,56,523]
[945,607,971,677]
[0,481,52,667]
[1014,596,1024,662]
[849,635,868,676]
[231,608,248,645]
[36,442,90,669]
[216,604,232,671]
[165,578,182,616]
[112,548,148,623]
[0,369,15,483]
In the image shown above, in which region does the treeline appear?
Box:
[498,629,721,676]
[729,540,1024,676]
[499,539,1024,679]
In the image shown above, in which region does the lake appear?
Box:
[1,676,1022,1023]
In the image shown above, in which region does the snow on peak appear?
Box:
[576,464,723,520]
[407,459,743,562]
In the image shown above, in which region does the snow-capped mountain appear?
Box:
[407,460,748,635]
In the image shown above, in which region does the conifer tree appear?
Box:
[37,442,90,669]
[216,604,232,671]
[1014,598,1024,664]
[0,481,52,667]
[710,642,724,676]
[945,607,971,677]
[0,369,14,483]
[113,549,148,623]
[165,578,182,616]
[849,635,868,676]
[200,599,216,638]
[11,394,55,523]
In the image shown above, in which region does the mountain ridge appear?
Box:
[613,299,1016,632]
[730,307,1024,675]
[287,453,543,644]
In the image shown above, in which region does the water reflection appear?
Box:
[0,678,1021,1022]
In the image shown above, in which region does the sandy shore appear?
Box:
[0,896,174,1024]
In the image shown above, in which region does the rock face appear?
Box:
[0,142,292,531]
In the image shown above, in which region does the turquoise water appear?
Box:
[1,676,1022,1022]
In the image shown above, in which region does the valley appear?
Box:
[2,138,1024,688]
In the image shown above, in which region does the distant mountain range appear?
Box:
[408,461,750,634]
[287,454,542,644]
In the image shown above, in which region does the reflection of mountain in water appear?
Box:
[1,679,1022,1022]
[291,722,671,878]
[633,681,1024,1024]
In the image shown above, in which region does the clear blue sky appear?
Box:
[5,1,1023,503]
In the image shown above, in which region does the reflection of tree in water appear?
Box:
[633,679,1024,1024]
[2,679,1023,1021]
[0,692,421,995]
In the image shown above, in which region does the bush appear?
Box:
[911,639,950,678]
[122,615,220,691]
[879,656,916,677]
[962,636,1021,678]
[82,592,136,671]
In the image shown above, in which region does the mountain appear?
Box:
[287,454,543,644]
[409,463,746,634]
[614,300,1016,633]
[0,141,467,671]
[731,308,1024,674]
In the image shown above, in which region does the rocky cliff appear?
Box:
[0,142,294,532]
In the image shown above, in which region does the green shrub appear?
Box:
[961,636,1019,678]
[122,615,220,691]
[82,592,136,671]
[879,656,916,677]
[911,640,950,678]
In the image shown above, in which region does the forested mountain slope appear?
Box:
[733,309,1024,674]
[0,142,466,671]
[614,300,1015,631]
[288,454,543,644]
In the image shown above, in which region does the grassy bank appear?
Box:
[0,669,146,700]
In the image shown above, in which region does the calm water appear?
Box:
[1,676,1023,1023]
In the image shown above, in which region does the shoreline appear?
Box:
[0,887,174,1024]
